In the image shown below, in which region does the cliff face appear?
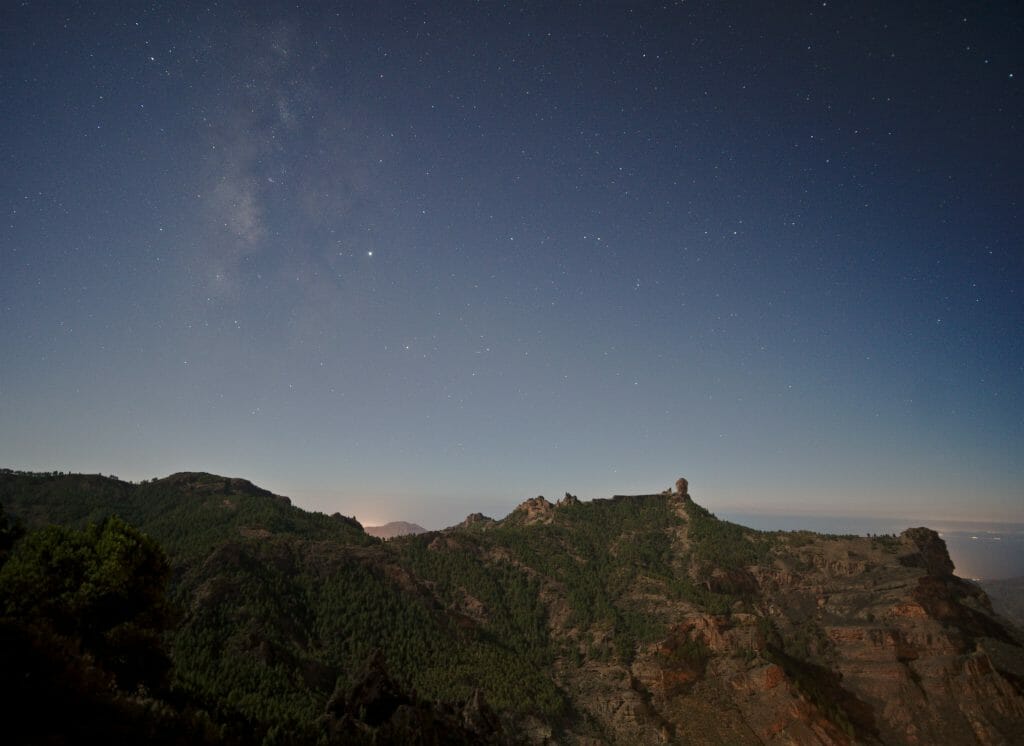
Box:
[764,531,1024,745]
[534,510,1024,744]
[445,491,1024,744]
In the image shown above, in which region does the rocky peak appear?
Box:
[557,492,580,508]
[456,512,496,530]
[515,496,555,524]
[674,477,690,500]
[901,526,955,576]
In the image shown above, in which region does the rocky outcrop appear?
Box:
[513,496,555,525]
[455,512,496,530]
[703,529,1023,745]
[901,526,955,576]
[558,492,581,508]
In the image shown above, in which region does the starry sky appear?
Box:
[2,1,1021,529]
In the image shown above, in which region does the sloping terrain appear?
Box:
[982,577,1024,631]
[1,469,1022,744]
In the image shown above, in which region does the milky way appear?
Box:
[2,2,1021,527]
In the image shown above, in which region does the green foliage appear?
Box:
[0,513,234,744]
[870,534,901,552]
[0,470,376,567]
[684,500,776,569]
[0,501,23,564]
[389,533,565,713]
[430,495,690,666]
[0,515,173,691]
[784,530,817,548]
[2,475,751,731]
[2,471,892,743]
[664,635,712,670]
[0,471,132,528]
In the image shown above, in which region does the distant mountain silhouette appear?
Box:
[363,520,427,539]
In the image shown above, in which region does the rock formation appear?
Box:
[558,492,580,507]
[513,495,556,524]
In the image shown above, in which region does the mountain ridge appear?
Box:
[1,468,1022,744]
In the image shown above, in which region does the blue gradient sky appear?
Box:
[2,2,1021,529]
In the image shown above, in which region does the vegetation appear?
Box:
[1,469,1004,744]
[454,495,689,660]
[0,514,233,744]
[683,499,776,569]
[1,515,172,689]
[0,474,776,739]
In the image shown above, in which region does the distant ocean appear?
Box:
[719,511,1024,581]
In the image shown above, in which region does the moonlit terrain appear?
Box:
[722,511,1024,580]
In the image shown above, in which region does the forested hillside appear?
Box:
[1,470,1022,744]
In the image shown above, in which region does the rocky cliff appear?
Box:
[436,486,1024,744]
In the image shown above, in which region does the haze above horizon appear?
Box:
[2,2,1021,527]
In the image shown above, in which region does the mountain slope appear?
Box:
[0,470,373,560]
[981,577,1024,630]
[1,469,1022,744]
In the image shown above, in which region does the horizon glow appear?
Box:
[2,2,1021,529]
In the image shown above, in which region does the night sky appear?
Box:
[2,1,1021,529]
